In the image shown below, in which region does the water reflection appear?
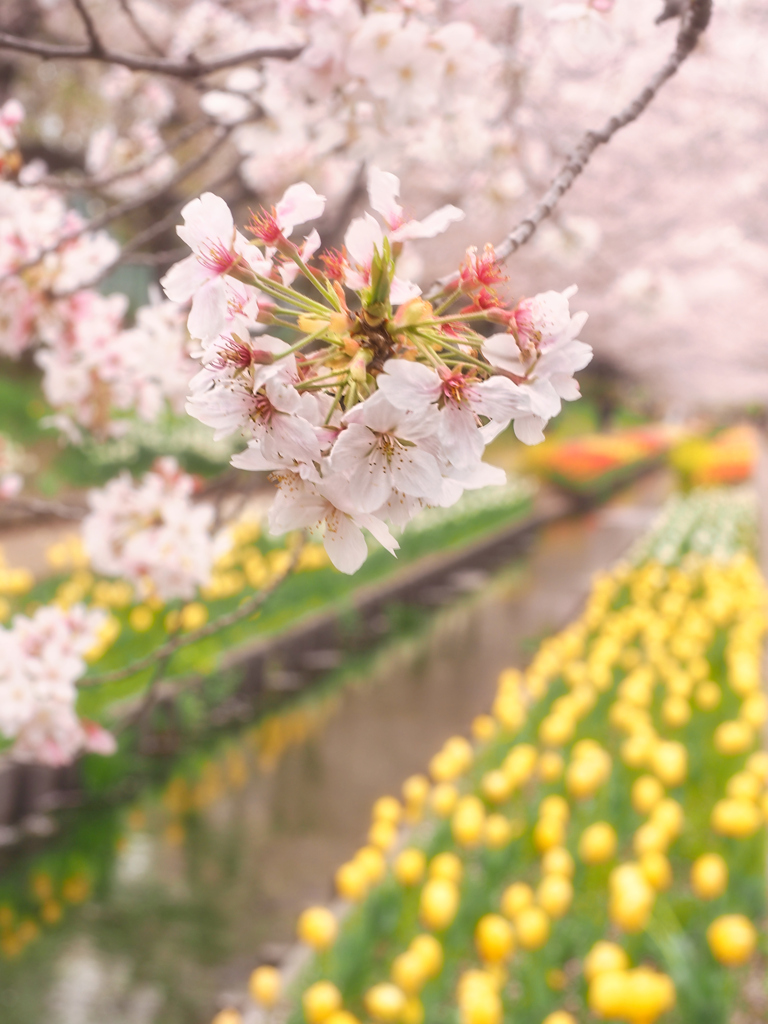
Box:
[0,475,668,1024]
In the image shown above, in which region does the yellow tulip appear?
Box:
[707,914,757,966]
[481,770,513,804]
[364,984,407,1023]
[419,879,460,931]
[538,751,564,782]
[694,680,721,710]
[355,846,387,885]
[471,715,498,742]
[484,814,514,849]
[430,783,459,818]
[650,799,684,840]
[409,934,444,979]
[578,822,617,865]
[297,907,337,951]
[515,906,550,950]
[302,982,342,1024]
[640,852,672,891]
[632,823,668,858]
[583,941,630,982]
[651,741,687,787]
[537,875,573,919]
[402,774,430,808]
[690,853,728,900]
[368,819,398,851]
[452,796,486,848]
[249,966,281,1008]
[631,775,665,815]
[661,695,690,728]
[725,771,761,802]
[429,851,463,883]
[500,882,534,920]
[541,846,575,878]
[373,796,402,824]
[475,914,515,963]
[534,816,566,853]
[391,951,428,995]
[394,849,427,887]
[714,720,754,756]
[711,798,762,838]
[335,862,369,902]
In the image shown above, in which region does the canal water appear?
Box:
[0,475,669,1024]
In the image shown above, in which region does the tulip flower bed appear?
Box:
[669,425,758,490]
[524,426,677,498]
[227,488,767,1024]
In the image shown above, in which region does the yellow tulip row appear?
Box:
[212,539,767,1024]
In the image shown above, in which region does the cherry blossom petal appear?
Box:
[187,276,228,342]
[344,212,384,266]
[378,359,442,411]
[513,414,547,445]
[368,167,403,228]
[442,403,484,467]
[356,512,399,556]
[275,182,326,236]
[550,372,582,400]
[391,276,422,305]
[323,512,369,574]
[482,333,527,375]
[470,376,531,422]
[391,204,464,241]
[160,253,211,303]
[177,192,234,252]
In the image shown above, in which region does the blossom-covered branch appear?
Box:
[493,0,713,260]
[0,31,302,79]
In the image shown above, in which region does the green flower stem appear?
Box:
[295,371,349,391]
[284,249,343,312]
[324,383,344,424]
[271,327,331,361]
[248,271,331,315]
[432,287,462,316]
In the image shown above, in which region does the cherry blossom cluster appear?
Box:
[0,104,196,438]
[164,169,591,574]
[0,603,115,766]
[82,458,221,601]
[203,0,508,200]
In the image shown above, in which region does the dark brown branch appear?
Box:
[69,0,104,55]
[85,537,306,688]
[0,31,302,79]
[493,0,712,261]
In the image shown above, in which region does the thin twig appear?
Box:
[115,0,165,57]
[493,0,712,261]
[38,117,213,193]
[0,30,302,78]
[85,537,306,687]
[70,0,104,54]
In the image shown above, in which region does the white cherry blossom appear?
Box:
[329,391,443,511]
